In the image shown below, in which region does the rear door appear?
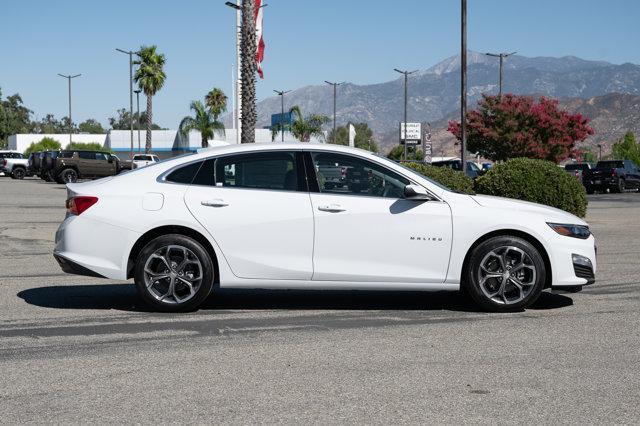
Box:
[184,150,314,280]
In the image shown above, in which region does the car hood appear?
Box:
[469,194,587,225]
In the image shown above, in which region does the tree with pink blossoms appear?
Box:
[448,94,594,163]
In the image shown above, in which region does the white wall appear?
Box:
[9,134,108,153]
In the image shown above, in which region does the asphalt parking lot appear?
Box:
[0,178,638,424]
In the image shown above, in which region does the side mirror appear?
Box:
[404,184,433,200]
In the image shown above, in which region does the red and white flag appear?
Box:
[254,0,265,78]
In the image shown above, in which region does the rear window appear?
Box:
[165,161,204,184]
[78,151,95,160]
[565,164,588,171]
[596,161,624,169]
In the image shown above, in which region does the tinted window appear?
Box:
[596,161,624,169]
[165,161,204,184]
[212,152,300,191]
[565,164,589,171]
[78,151,95,160]
[60,151,74,158]
[95,153,110,161]
[311,152,409,198]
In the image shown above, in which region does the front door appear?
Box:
[307,151,453,283]
[184,150,314,280]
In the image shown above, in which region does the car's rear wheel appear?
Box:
[11,167,25,180]
[60,168,78,183]
[464,236,546,312]
[134,235,215,312]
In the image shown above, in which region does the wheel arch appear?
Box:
[126,225,220,283]
[461,229,552,289]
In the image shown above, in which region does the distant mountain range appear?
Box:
[244,51,640,153]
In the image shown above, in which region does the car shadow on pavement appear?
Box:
[17,284,574,313]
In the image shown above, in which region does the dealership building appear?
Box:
[8,129,326,158]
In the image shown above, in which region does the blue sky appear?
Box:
[1,0,639,128]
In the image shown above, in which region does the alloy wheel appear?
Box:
[63,170,77,183]
[143,245,204,305]
[477,246,537,305]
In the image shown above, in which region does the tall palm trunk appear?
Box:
[145,94,153,153]
[202,135,208,148]
[240,0,257,143]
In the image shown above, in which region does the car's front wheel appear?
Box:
[464,236,546,312]
[11,168,25,180]
[134,235,215,312]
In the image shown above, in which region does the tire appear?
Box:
[134,234,215,312]
[59,168,78,183]
[11,167,26,180]
[464,235,546,312]
[44,171,55,182]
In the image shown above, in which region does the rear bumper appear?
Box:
[54,214,141,280]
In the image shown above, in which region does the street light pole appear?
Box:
[57,73,81,145]
[273,90,290,142]
[225,1,242,144]
[597,144,603,160]
[116,48,137,160]
[394,68,417,162]
[485,51,516,98]
[460,0,468,175]
[134,89,142,152]
[325,81,343,143]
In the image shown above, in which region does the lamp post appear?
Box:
[57,73,81,145]
[273,90,290,142]
[324,81,343,143]
[485,51,516,98]
[460,0,468,175]
[116,48,137,159]
[394,68,417,161]
[134,89,142,152]
[225,1,242,144]
[597,144,602,160]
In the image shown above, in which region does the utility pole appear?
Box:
[325,81,343,143]
[116,48,137,159]
[134,89,141,152]
[394,68,417,161]
[597,144,602,160]
[57,73,81,145]
[225,1,242,144]
[273,90,290,142]
[460,0,468,175]
[485,51,516,98]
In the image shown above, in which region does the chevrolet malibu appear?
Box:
[54,143,596,312]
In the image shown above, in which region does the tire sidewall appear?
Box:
[134,234,215,312]
[62,169,78,183]
[12,168,25,179]
[465,236,546,312]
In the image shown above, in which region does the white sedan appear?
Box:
[53,143,596,312]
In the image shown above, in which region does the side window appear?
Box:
[212,152,301,191]
[60,151,74,158]
[310,152,409,198]
[165,161,204,184]
[95,153,109,161]
[78,151,94,160]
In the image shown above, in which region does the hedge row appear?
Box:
[404,158,587,217]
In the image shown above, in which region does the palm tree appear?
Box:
[287,105,330,142]
[179,100,225,148]
[205,88,228,118]
[134,45,166,153]
[240,0,257,143]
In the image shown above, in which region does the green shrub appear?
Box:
[24,137,62,155]
[404,162,474,194]
[65,142,106,152]
[474,158,587,217]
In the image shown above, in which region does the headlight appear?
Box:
[547,223,591,239]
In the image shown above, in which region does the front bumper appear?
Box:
[549,233,597,288]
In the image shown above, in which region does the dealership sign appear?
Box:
[400,122,421,144]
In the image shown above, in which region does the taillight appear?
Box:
[66,196,98,215]
[341,167,347,177]
[612,169,617,177]
[1,159,6,166]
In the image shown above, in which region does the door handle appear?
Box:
[201,199,229,207]
[317,204,345,213]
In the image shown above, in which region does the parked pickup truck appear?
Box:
[0,151,30,179]
[583,160,640,194]
[41,150,132,183]
[132,154,160,169]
